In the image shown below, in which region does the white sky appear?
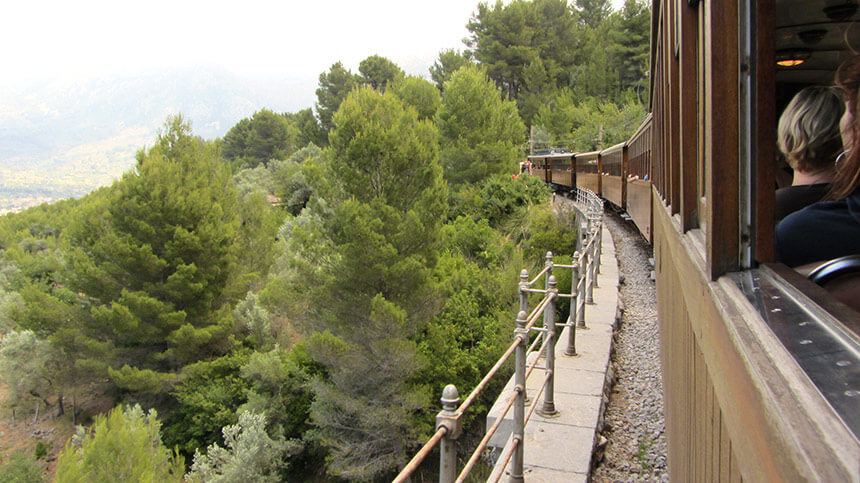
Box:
[1,0,627,100]
[3,1,479,83]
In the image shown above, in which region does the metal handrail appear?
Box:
[395,187,604,482]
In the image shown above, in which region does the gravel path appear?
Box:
[590,210,668,482]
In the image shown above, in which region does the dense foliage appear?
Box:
[55,405,184,482]
[0,1,649,480]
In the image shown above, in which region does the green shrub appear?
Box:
[0,451,42,483]
[55,405,184,483]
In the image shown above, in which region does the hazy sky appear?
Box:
[4,1,478,82]
[2,0,626,109]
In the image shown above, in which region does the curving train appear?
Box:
[527,0,860,480]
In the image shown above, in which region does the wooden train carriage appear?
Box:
[600,142,625,209]
[574,150,601,195]
[527,153,574,188]
[627,116,653,241]
[530,155,550,183]
[649,0,859,480]
[549,153,574,188]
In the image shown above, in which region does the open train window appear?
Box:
[761,1,860,260]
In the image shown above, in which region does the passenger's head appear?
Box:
[777,86,843,173]
[834,54,860,197]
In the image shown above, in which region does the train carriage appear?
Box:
[627,116,653,241]
[599,142,625,209]
[651,1,858,478]
[526,1,860,479]
[574,150,601,195]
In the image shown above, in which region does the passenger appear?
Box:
[776,56,860,267]
[775,86,843,222]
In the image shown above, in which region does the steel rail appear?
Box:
[528,264,552,287]
[456,336,521,414]
[525,333,551,380]
[488,437,521,483]
[455,386,520,482]
[525,294,554,332]
[392,426,447,482]
[524,371,552,426]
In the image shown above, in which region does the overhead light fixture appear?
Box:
[776,49,811,67]
[824,2,859,22]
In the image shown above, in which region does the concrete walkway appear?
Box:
[487,222,619,481]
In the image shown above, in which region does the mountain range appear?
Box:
[0,67,315,212]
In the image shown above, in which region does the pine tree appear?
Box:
[436,65,526,186]
[67,115,241,395]
[55,405,184,483]
[280,87,447,479]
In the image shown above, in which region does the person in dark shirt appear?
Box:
[775,86,843,222]
[776,57,860,267]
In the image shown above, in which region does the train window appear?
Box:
[763,2,860,266]
[679,0,700,233]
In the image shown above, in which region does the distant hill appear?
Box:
[0,67,314,212]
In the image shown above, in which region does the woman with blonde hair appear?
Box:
[775,86,844,221]
[776,57,860,267]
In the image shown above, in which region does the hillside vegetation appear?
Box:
[0,1,648,480]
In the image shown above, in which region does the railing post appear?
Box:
[591,228,600,289]
[586,240,596,305]
[543,252,553,350]
[566,252,580,356]
[545,251,554,288]
[595,223,602,277]
[511,311,528,482]
[578,252,588,328]
[540,276,558,416]
[519,269,529,315]
[437,385,461,483]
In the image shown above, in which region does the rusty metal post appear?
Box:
[595,223,602,277]
[543,252,553,350]
[437,385,461,483]
[578,253,588,328]
[512,311,528,482]
[545,251,554,288]
[540,276,558,416]
[586,241,596,305]
[519,269,529,315]
[566,252,580,356]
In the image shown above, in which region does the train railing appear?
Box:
[394,188,604,483]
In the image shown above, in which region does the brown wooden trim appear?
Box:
[680,0,699,231]
[705,1,740,279]
[653,203,860,481]
[621,144,629,209]
[669,1,682,214]
[597,152,603,196]
[754,0,776,263]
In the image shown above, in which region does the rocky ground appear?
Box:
[590,210,668,482]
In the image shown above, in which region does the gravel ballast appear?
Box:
[590,210,668,481]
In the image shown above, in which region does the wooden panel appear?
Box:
[603,176,623,207]
[719,413,731,482]
[551,170,572,188]
[668,0,681,214]
[704,1,740,278]
[652,202,859,481]
[621,146,629,208]
[754,0,776,262]
[577,173,600,194]
[628,181,652,241]
[680,0,699,231]
[596,154,603,196]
